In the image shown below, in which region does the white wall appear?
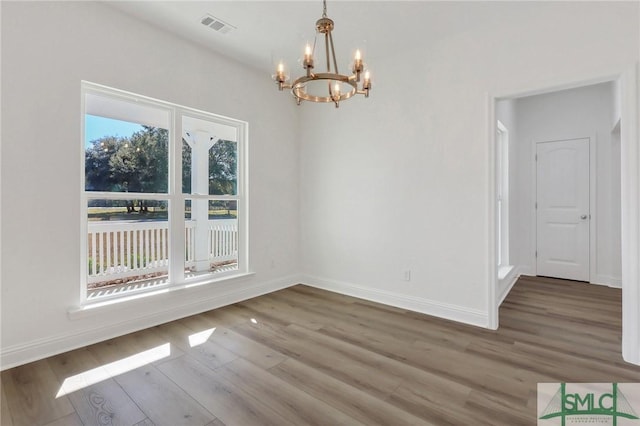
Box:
[612,78,622,126]
[510,82,621,286]
[299,2,638,327]
[1,2,300,369]
[496,100,517,140]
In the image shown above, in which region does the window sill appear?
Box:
[68,271,255,320]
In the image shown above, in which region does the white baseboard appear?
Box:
[300,275,488,328]
[518,265,535,277]
[1,274,300,371]
[593,274,622,288]
[498,266,522,305]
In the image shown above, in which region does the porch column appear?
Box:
[184,130,215,272]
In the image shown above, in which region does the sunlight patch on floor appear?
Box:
[188,328,216,347]
[56,343,171,398]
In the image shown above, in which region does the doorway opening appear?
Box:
[487,66,639,364]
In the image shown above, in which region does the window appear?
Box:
[496,120,510,276]
[81,82,247,303]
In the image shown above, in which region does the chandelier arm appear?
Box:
[328,31,339,75]
[324,33,331,72]
[323,32,334,99]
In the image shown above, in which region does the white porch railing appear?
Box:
[87,219,237,284]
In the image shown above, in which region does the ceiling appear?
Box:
[105,1,480,77]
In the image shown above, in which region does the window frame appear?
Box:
[496,120,510,270]
[80,81,248,306]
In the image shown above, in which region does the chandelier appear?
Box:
[274,0,371,108]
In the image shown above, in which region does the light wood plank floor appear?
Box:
[3,276,640,425]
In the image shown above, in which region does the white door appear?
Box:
[536,138,590,281]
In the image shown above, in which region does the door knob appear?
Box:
[580,214,588,220]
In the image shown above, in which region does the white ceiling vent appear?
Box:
[201,14,236,34]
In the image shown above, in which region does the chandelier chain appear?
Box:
[322,0,327,18]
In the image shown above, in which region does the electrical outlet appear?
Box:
[404,270,411,281]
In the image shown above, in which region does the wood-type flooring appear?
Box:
[2,275,639,425]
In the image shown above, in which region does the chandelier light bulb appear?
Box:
[303,43,314,73]
[363,70,371,96]
[353,48,364,76]
[275,62,287,89]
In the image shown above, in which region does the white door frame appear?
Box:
[620,64,640,364]
[486,64,639,365]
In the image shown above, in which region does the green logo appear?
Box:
[539,383,639,425]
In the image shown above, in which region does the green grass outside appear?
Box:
[88,207,237,221]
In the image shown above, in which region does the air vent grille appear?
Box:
[200,14,236,34]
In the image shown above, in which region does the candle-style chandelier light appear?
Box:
[274,0,371,108]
